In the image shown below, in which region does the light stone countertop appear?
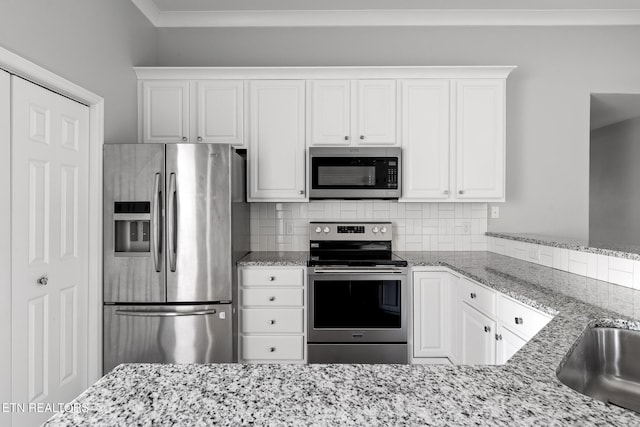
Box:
[44,251,640,426]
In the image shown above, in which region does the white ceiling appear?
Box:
[131,0,640,27]
[591,94,640,131]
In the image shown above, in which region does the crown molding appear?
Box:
[130,2,640,28]
[133,66,517,80]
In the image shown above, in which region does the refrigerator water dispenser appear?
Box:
[114,201,152,254]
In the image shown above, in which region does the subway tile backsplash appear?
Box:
[249,201,488,252]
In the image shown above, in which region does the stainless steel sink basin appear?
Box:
[557,327,640,413]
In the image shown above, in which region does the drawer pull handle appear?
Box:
[269,296,276,302]
[269,320,276,325]
[470,293,477,299]
[515,317,524,325]
[269,347,276,352]
[484,326,491,333]
[269,276,275,281]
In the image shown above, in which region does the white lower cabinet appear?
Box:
[239,266,306,363]
[411,268,553,366]
[412,271,456,361]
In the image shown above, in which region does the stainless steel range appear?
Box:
[307,222,408,364]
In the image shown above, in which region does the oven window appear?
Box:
[313,279,401,328]
[317,166,376,186]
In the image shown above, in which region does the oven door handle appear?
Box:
[312,269,406,274]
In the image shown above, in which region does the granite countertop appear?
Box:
[487,231,640,260]
[45,251,640,426]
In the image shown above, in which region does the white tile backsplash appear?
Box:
[250,201,488,252]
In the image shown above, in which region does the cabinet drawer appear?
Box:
[460,278,496,317]
[242,335,303,361]
[241,309,304,333]
[497,295,552,340]
[241,288,303,307]
[242,268,304,287]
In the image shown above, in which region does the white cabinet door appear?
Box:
[413,272,454,358]
[11,77,90,426]
[496,326,527,365]
[460,303,496,365]
[140,80,189,143]
[194,80,244,146]
[400,80,451,200]
[308,80,351,146]
[455,79,505,200]
[248,80,306,201]
[356,80,397,145]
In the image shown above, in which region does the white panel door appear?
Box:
[356,80,397,145]
[455,79,505,200]
[308,80,351,146]
[0,69,10,418]
[248,80,306,201]
[11,76,89,427]
[413,272,454,358]
[194,80,244,146]
[400,80,451,200]
[141,80,189,143]
[496,326,527,365]
[460,303,496,365]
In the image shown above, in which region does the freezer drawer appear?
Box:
[103,304,232,373]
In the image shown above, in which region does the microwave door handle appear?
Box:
[168,172,177,272]
[152,173,161,272]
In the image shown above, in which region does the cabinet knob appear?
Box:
[484,326,491,333]
[269,347,276,352]
[359,135,365,140]
[459,190,465,195]
[495,334,503,341]
[344,136,349,141]
[182,136,187,142]
[443,190,449,195]
[37,275,48,286]
[470,292,477,299]
[197,136,203,142]
[515,317,524,325]
[269,320,276,325]
[269,276,275,281]
[269,296,275,302]
[298,190,304,195]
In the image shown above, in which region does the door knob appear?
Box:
[37,276,48,286]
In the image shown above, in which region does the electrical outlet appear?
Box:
[463,222,471,235]
[491,206,500,219]
[286,223,295,235]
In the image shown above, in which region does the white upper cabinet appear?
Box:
[140,79,245,146]
[140,80,190,143]
[194,80,244,146]
[356,80,397,145]
[248,80,306,201]
[455,79,506,200]
[307,80,351,145]
[308,79,397,146]
[400,80,451,200]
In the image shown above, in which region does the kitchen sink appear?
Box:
[557,327,640,413]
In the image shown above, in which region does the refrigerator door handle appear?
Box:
[114,308,217,317]
[152,172,161,273]
[168,172,177,272]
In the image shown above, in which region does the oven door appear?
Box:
[308,269,407,343]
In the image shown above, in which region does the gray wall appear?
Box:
[590,116,640,245]
[0,0,157,143]
[157,26,640,239]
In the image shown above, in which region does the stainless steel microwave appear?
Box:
[309,147,401,200]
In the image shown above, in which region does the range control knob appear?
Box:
[323,226,330,234]
[315,226,322,233]
[372,227,379,233]
[380,226,387,234]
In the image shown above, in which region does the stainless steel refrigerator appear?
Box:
[102,143,248,373]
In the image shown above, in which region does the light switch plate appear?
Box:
[491,206,500,219]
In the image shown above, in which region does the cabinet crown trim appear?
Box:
[134,66,517,80]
